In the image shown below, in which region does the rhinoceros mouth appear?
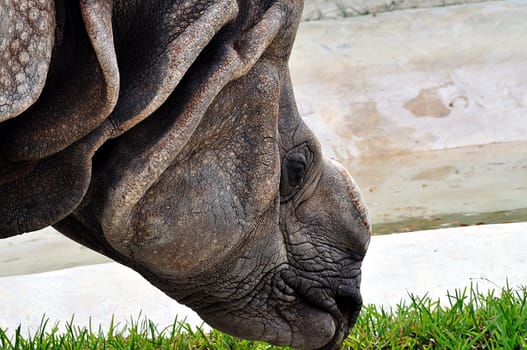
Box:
[280,270,363,349]
[320,288,363,350]
[306,285,362,350]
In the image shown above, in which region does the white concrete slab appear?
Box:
[0,227,110,277]
[361,222,527,306]
[1,223,525,335]
[0,263,206,335]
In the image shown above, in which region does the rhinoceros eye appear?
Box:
[280,152,308,202]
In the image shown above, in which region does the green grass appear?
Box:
[1,285,526,349]
[347,285,527,349]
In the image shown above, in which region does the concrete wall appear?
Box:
[291,0,527,160]
[302,0,498,20]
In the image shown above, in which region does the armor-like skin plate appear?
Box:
[0,1,371,349]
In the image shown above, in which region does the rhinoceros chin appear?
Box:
[0,0,371,349]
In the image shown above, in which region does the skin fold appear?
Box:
[0,1,371,349]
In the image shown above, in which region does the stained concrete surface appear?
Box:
[347,141,527,233]
[293,0,527,231]
[292,0,527,159]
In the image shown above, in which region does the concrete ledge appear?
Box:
[1,223,525,335]
[302,0,496,20]
[0,227,109,277]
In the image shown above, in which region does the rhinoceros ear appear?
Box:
[0,0,55,122]
[1,0,119,161]
[0,0,242,236]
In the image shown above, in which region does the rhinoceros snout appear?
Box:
[293,157,371,258]
[271,156,370,349]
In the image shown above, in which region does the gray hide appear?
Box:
[0,1,371,349]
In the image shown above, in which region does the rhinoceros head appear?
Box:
[0,0,370,349]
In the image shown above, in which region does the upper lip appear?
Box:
[317,284,363,350]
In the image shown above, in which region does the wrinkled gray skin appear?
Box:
[0,0,371,349]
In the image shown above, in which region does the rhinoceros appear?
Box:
[0,0,371,349]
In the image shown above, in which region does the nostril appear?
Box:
[337,285,362,309]
[335,284,363,326]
